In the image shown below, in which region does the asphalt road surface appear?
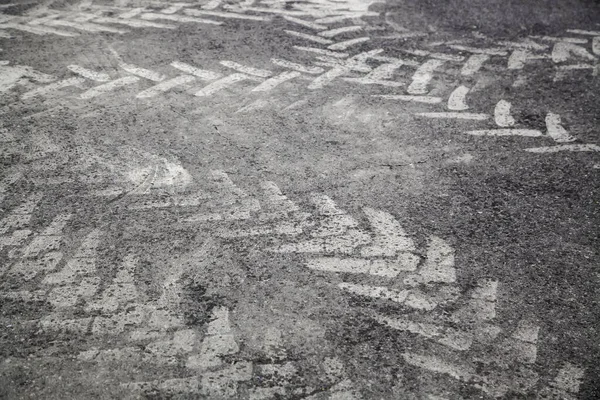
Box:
[1,0,599,399]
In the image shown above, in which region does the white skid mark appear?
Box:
[21,77,85,100]
[308,256,416,278]
[498,39,549,50]
[416,112,489,120]
[448,45,508,56]
[43,19,128,33]
[220,60,272,77]
[294,46,349,58]
[343,77,403,87]
[551,363,585,394]
[339,282,408,303]
[230,6,308,17]
[318,25,362,38]
[361,207,415,256]
[170,61,222,81]
[364,60,403,80]
[552,41,597,63]
[447,85,470,111]
[494,100,515,127]
[92,16,176,29]
[566,29,600,36]
[328,37,370,50]
[508,49,539,70]
[161,4,187,14]
[525,144,600,153]
[308,67,348,89]
[405,49,464,61]
[80,76,140,99]
[184,9,269,21]
[461,54,490,76]
[194,73,251,97]
[468,129,543,137]
[140,13,222,25]
[407,59,445,94]
[285,29,333,44]
[403,353,474,381]
[533,35,588,44]
[119,62,165,82]
[271,58,324,74]
[375,315,472,351]
[283,15,326,30]
[252,71,301,92]
[373,95,442,104]
[67,65,111,81]
[0,22,79,37]
[546,113,576,142]
[202,0,222,10]
[405,236,456,285]
[118,8,145,19]
[136,75,196,98]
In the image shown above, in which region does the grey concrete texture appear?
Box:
[0,0,599,399]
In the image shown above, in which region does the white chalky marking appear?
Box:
[552,41,597,62]
[546,112,576,142]
[283,15,326,30]
[405,236,455,285]
[498,39,549,50]
[375,314,472,351]
[93,16,176,29]
[311,194,344,216]
[316,14,373,24]
[403,353,474,381]
[407,59,445,94]
[170,61,222,80]
[511,320,539,343]
[67,65,111,81]
[364,60,404,80]
[194,73,251,97]
[119,62,166,81]
[0,22,80,37]
[448,45,508,56]
[318,25,362,38]
[343,77,404,87]
[21,77,85,100]
[525,144,600,153]
[494,100,515,127]
[230,6,308,16]
[161,4,187,14]
[308,257,414,277]
[43,19,128,33]
[9,251,62,280]
[118,8,145,19]
[552,363,585,393]
[285,29,333,44]
[220,60,272,77]
[533,35,588,44]
[271,58,324,74]
[461,54,490,75]
[468,129,543,137]
[339,282,409,303]
[361,207,416,256]
[0,30,11,38]
[80,76,140,99]
[184,9,270,21]
[447,85,470,111]
[507,50,546,70]
[140,13,222,25]
[252,71,301,91]
[308,66,348,89]
[566,29,600,36]
[136,75,196,98]
[202,0,222,10]
[327,35,370,51]
[417,112,489,120]
[405,49,464,61]
[294,46,349,58]
[593,37,599,55]
[373,94,442,104]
